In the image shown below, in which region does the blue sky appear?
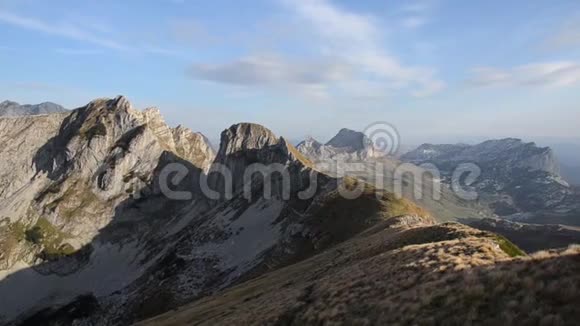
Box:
[1,0,579,146]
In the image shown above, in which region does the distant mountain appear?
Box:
[461,217,580,253]
[402,138,580,225]
[0,100,68,116]
[402,138,561,175]
[296,128,378,161]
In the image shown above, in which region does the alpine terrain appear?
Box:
[0,97,578,325]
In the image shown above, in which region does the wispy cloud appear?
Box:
[398,1,431,29]
[186,0,444,99]
[0,10,180,56]
[0,10,128,51]
[542,17,580,52]
[399,2,431,13]
[53,48,104,55]
[401,16,428,29]
[468,62,580,87]
[189,55,352,85]
[189,54,352,100]
[283,0,443,96]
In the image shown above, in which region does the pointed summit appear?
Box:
[217,123,280,157]
[326,128,371,150]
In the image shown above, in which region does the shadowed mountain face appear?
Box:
[0,100,68,117]
[401,139,580,226]
[0,97,427,325]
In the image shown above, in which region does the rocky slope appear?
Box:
[296,128,378,161]
[137,216,580,326]
[0,100,68,116]
[401,139,580,225]
[0,97,427,325]
[0,96,218,323]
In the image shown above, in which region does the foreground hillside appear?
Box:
[138,216,580,325]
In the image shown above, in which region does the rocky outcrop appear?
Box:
[211,123,316,197]
[0,100,68,117]
[296,128,377,161]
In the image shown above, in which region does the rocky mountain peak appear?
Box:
[217,123,280,157]
[326,128,371,150]
[108,95,132,112]
[296,128,377,161]
[296,136,322,151]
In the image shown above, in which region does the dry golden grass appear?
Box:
[136,220,579,326]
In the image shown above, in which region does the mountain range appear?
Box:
[0,97,578,325]
[400,139,580,226]
[0,101,68,117]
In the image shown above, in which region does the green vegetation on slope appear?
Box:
[493,234,526,257]
[25,217,75,259]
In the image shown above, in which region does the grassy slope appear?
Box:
[135,218,566,326]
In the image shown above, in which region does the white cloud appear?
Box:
[186,0,444,99]
[469,62,580,87]
[281,0,443,96]
[188,54,354,100]
[189,55,352,85]
[401,16,428,29]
